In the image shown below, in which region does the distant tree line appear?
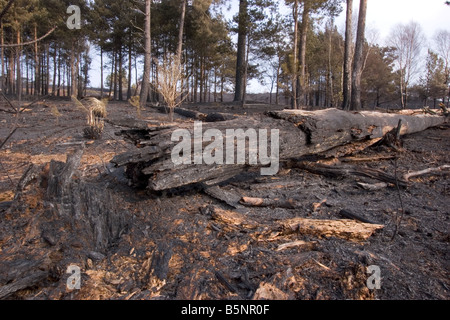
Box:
[0,0,448,110]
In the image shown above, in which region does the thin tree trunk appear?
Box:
[241,34,250,108]
[276,55,281,105]
[70,41,77,98]
[46,43,50,95]
[140,0,152,111]
[127,41,132,100]
[16,27,21,101]
[34,25,39,96]
[234,0,248,102]
[113,50,118,100]
[119,48,123,101]
[100,47,104,99]
[52,44,57,95]
[342,0,353,110]
[327,20,334,108]
[176,0,186,64]
[1,25,4,92]
[292,0,299,109]
[350,0,367,111]
[108,52,113,98]
[57,47,61,97]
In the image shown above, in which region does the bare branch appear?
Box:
[0,26,57,48]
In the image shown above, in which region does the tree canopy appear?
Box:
[0,0,448,109]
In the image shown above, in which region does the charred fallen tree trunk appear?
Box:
[111,108,446,191]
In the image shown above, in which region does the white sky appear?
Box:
[89,0,450,92]
[343,0,450,46]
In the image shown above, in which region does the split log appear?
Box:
[279,217,384,242]
[111,108,446,190]
[292,161,408,187]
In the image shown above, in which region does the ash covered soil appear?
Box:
[0,99,448,300]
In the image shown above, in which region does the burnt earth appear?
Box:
[0,100,448,300]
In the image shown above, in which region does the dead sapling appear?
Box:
[73,96,108,140]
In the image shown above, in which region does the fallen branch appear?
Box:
[403,165,450,181]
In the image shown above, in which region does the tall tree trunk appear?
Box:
[297,2,310,109]
[276,55,281,105]
[8,49,14,94]
[52,44,57,95]
[16,27,21,101]
[292,0,299,109]
[342,0,353,110]
[45,43,50,96]
[119,48,123,101]
[57,47,61,97]
[108,52,114,98]
[26,57,29,95]
[241,34,251,108]
[327,20,334,108]
[176,0,187,64]
[34,25,40,96]
[234,0,248,102]
[1,24,4,92]
[113,51,118,100]
[70,41,77,98]
[127,41,132,100]
[350,0,367,111]
[140,0,152,111]
[100,47,103,98]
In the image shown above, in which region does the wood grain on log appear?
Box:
[111,108,446,190]
[279,217,384,242]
